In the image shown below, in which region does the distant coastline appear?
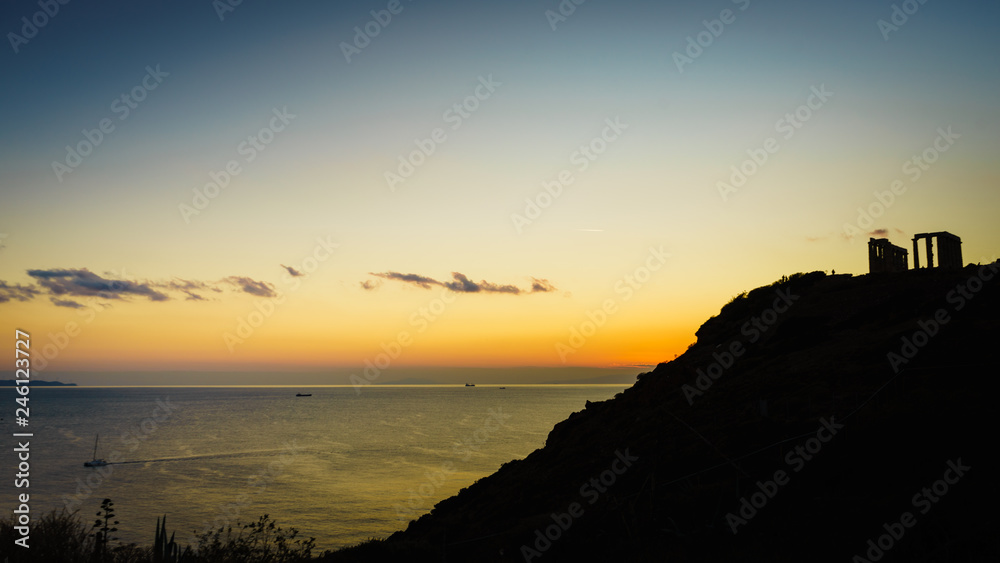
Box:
[0,379,76,386]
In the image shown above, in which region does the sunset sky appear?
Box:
[2,0,998,384]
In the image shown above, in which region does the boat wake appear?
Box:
[110,448,307,465]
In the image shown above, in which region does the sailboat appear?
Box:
[83,434,109,467]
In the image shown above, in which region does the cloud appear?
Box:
[368,271,557,295]
[51,297,85,309]
[370,271,440,289]
[442,272,484,293]
[811,228,906,242]
[1,269,284,308]
[281,264,303,277]
[223,276,277,298]
[159,279,218,292]
[360,280,382,291]
[155,278,219,302]
[27,268,169,301]
[442,273,521,294]
[0,281,40,303]
[530,278,557,293]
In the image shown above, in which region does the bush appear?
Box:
[0,508,93,562]
[193,514,315,562]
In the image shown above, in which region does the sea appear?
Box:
[1,384,628,553]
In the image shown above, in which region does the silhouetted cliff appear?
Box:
[326,265,1000,562]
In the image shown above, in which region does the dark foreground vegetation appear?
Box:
[4,265,999,561]
[0,507,316,563]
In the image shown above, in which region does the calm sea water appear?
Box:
[1,385,627,552]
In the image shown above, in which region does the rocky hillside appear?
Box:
[325,265,1000,562]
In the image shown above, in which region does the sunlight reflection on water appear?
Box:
[3,384,627,552]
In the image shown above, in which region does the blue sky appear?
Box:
[2,0,998,379]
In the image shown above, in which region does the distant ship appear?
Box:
[296,393,312,397]
[83,434,109,467]
[465,383,475,387]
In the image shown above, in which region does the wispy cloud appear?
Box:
[372,272,440,290]
[807,228,906,243]
[530,278,557,293]
[51,297,85,309]
[1,269,281,308]
[155,278,220,302]
[360,280,382,291]
[281,264,303,277]
[0,281,40,303]
[27,268,169,301]
[222,276,277,298]
[368,271,558,295]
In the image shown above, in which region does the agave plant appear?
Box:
[153,515,180,563]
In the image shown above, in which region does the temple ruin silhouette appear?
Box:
[913,231,963,270]
[868,238,909,273]
[868,231,963,274]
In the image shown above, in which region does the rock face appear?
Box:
[357,266,1000,562]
